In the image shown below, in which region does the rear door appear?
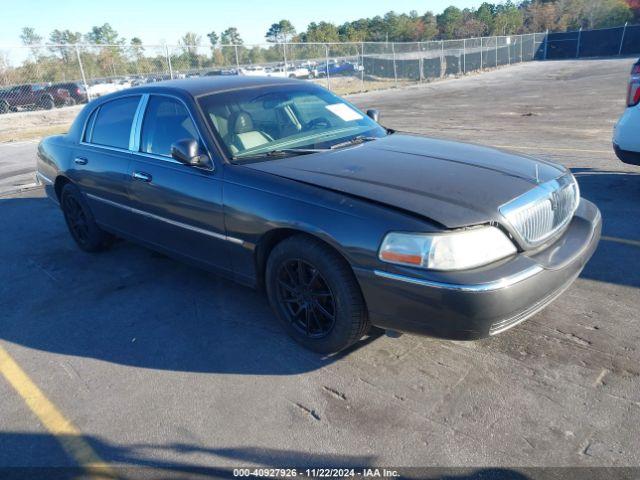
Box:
[127,94,231,273]
[72,94,141,233]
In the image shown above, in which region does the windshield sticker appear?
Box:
[325,103,363,121]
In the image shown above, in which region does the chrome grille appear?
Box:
[500,174,580,248]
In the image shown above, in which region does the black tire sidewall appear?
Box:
[266,236,366,353]
[40,96,54,110]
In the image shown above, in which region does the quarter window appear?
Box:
[140,96,199,157]
[90,96,140,149]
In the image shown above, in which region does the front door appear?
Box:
[127,94,231,274]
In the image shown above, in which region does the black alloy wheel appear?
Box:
[63,194,90,245]
[276,259,336,338]
[266,235,369,353]
[60,183,114,252]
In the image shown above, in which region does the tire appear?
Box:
[39,96,54,110]
[60,183,114,252]
[0,100,8,114]
[266,235,369,353]
[64,97,77,107]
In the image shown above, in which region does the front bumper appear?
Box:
[613,143,640,166]
[354,199,601,340]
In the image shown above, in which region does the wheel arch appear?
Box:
[254,227,355,290]
[54,175,72,201]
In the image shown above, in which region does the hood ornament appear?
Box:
[534,164,540,184]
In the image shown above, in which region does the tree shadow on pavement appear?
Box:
[0,431,533,479]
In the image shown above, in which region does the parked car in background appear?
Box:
[0,84,72,113]
[86,80,127,98]
[239,66,267,76]
[36,76,600,354]
[52,82,88,104]
[613,58,640,166]
[266,64,310,79]
[317,60,362,77]
[205,69,238,76]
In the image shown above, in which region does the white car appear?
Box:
[266,65,310,79]
[613,58,640,166]
[239,66,267,76]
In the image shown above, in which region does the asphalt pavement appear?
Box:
[0,58,639,474]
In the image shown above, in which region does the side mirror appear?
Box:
[366,109,380,123]
[171,138,209,167]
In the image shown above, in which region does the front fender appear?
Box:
[222,164,435,286]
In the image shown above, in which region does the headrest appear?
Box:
[229,111,254,134]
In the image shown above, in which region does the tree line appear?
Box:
[4,0,638,85]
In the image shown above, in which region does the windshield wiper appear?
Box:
[233,147,328,160]
[330,135,378,150]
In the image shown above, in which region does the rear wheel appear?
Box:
[38,95,54,110]
[61,183,114,252]
[266,235,369,353]
[0,100,8,114]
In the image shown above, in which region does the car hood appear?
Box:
[243,133,566,228]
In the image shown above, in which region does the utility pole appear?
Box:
[619,22,628,56]
[543,29,549,60]
[75,44,90,101]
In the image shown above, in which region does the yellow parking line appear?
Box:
[492,145,610,154]
[602,235,640,248]
[0,345,115,479]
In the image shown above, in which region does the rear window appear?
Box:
[90,96,140,149]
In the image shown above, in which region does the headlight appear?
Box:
[378,226,517,271]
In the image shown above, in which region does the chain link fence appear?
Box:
[545,23,640,59]
[0,29,604,117]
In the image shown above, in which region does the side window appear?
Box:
[90,96,140,149]
[140,96,198,157]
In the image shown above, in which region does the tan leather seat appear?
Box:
[225,111,271,154]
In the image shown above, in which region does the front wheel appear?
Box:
[266,235,369,353]
[61,183,114,252]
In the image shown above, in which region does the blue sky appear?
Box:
[2,0,481,46]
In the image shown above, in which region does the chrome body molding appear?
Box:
[35,171,54,185]
[373,265,544,292]
[85,193,244,245]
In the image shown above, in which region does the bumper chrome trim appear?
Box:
[35,171,54,185]
[373,265,543,292]
[488,271,578,335]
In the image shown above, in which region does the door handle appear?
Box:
[74,157,88,165]
[132,171,152,182]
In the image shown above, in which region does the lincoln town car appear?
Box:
[36,77,601,353]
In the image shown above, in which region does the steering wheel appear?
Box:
[306,117,331,130]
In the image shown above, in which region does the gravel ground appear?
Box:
[0,58,639,475]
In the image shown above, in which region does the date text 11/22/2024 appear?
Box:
[232,468,400,477]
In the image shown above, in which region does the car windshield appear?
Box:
[198,84,387,161]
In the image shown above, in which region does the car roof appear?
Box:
[127,75,305,97]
